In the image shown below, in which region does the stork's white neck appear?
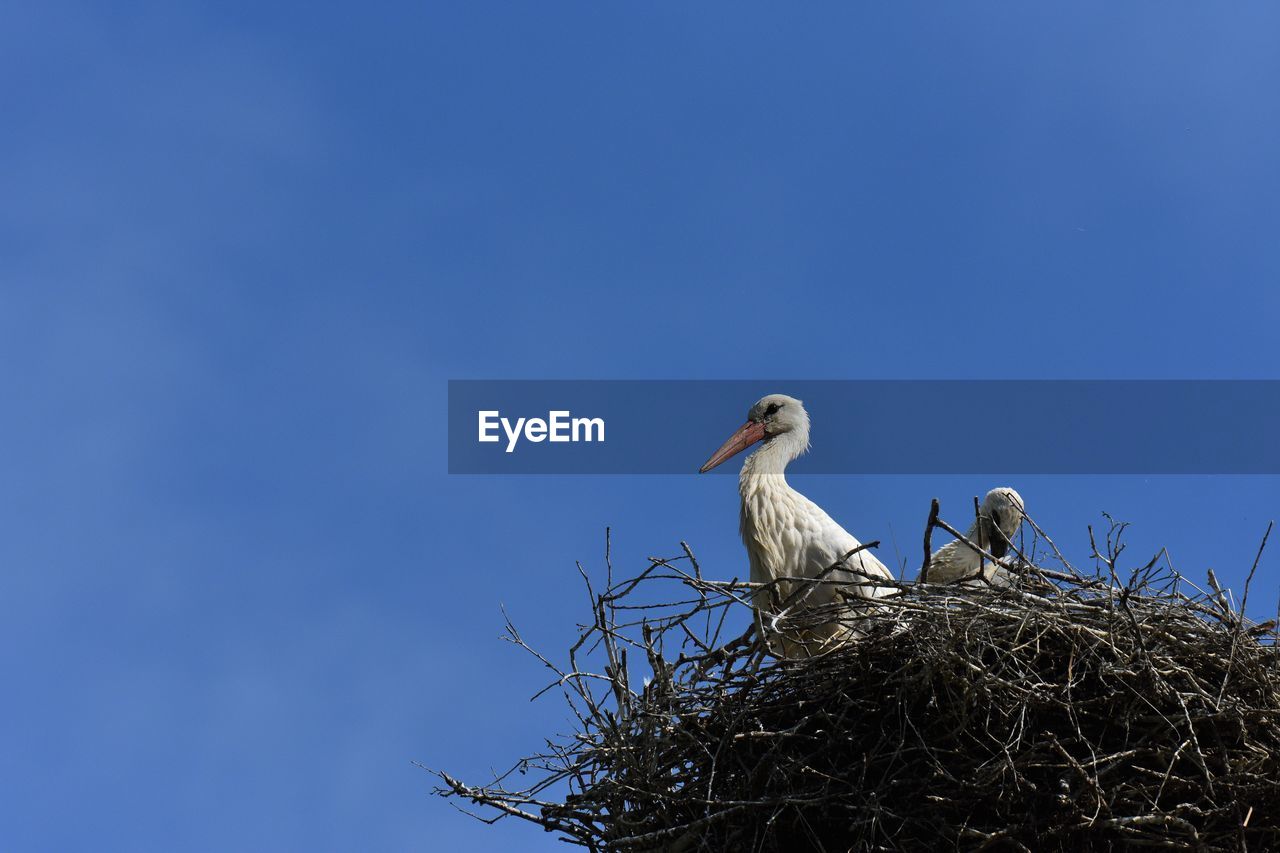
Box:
[739,430,808,478]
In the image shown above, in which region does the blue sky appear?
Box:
[2,3,1279,851]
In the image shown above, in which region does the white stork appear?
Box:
[924,487,1026,586]
[699,394,895,655]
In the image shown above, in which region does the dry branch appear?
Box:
[434,518,1280,852]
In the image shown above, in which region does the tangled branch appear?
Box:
[433,516,1280,852]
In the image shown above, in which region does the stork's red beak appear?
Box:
[699,420,766,473]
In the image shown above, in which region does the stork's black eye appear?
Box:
[765,402,781,416]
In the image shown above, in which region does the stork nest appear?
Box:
[434,517,1280,852]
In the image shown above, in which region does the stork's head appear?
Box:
[699,394,809,473]
[979,487,1026,558]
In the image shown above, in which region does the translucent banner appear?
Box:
[447,380,1280,474]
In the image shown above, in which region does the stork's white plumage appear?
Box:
[699,394,894,654]
[925,487,1026,586]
